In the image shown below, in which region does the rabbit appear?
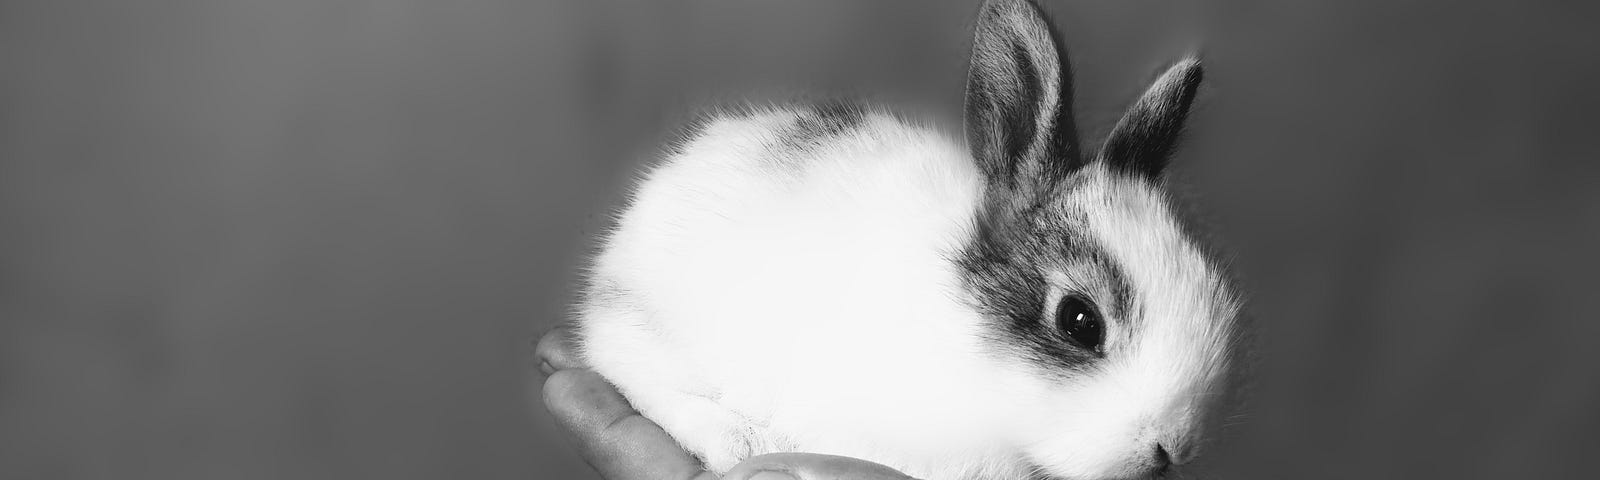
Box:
[572,0,1243,479]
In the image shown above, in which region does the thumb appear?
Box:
[723,453,919,480]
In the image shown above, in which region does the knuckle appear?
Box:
[533,328,565,357]
[534,325,584,369]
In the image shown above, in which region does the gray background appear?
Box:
[1,1,1595,479]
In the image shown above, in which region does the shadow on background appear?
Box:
[1,1,1595,479]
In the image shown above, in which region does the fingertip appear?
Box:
[540,368,583,419]
[725,453,916,480]
[541,369,626,429]
[722,453,802,480]
[746,471,797,480]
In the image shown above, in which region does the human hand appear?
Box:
[536,326,917,480]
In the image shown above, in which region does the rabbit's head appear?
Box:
[956,1,1242,478]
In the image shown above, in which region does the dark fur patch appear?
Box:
[957,194,1136,373]
[658,101,866,168]
[768,101,867,160]
[1100,60,1203,179]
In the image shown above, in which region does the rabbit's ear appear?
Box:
[1100,58,1203,180]
[965,0,1082,191]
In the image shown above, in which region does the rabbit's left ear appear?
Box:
[1100,58,1204,180]
[964,0,1082,192]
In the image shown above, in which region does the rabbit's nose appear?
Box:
[1124,443,1172,478]
[1158,439,1197,465]
[1152,444,1173,471]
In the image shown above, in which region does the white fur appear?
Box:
[577,108,1237,480]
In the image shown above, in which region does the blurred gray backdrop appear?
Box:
[2,1,1596,479]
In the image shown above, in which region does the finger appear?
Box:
[723,453,918,480]
[543,369,715,480]
[535,325,585,374]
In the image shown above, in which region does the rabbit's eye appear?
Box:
[1055,296,1105,354]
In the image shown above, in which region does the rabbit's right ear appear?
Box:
[965,0,1082,192]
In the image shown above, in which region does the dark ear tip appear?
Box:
[1174,56,1203,83]
[1098,55,1207,179]
[1160,56,1205,100]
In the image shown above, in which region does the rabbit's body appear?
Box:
[576,1,1242,479]
[581,107,1029,478]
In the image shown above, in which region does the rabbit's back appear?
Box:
[575,105,1004,473]
[583,104,985,361]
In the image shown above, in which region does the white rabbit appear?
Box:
[574,0,1243,479]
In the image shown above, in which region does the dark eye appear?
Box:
[1055,296,1105,354]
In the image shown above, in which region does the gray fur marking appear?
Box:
[764,102,868,167]
[958,194,1137,374]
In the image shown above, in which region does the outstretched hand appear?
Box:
[536,326,917,480]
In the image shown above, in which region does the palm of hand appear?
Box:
[536,327,916,480]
